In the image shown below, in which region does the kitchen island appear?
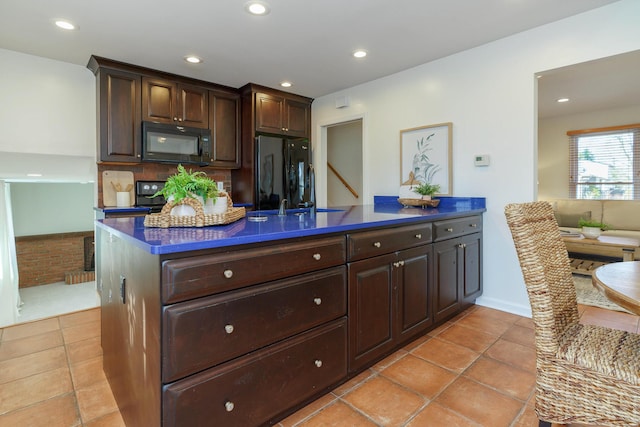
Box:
[96,197,485,426]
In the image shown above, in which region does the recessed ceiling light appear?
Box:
[245,1,270,15]
[353,50,367,59]
[55,20,76,30]
[184,55,202,64]
[557,98,570,103]
[280,81,292,88]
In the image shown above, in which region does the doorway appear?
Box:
[326,119,363,206]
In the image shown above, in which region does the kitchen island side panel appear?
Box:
[98,227,161,426]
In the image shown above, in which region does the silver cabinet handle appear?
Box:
[458,243,466,248]
[225,401,235,412]
[223,269,233,279]
[415,233,422,239]
[399,260,405,266]
[446,228,453,232]
[314,298,322,305]
[393,262,400,268]
[313,253,321,260]
[225,324,234,334]
[314,359,323,368]
[373,242,381,248]
[470,223,477,228]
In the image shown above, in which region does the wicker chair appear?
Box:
[504,201,640,427]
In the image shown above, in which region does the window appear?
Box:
[568,124,640,200]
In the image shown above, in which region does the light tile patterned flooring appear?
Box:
[0,303,638,427]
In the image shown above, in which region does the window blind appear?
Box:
[568,124,640,200]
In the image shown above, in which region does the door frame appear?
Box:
[316,113,368,207]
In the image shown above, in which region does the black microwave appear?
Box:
[142,121,212,166]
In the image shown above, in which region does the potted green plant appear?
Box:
[153,164,220,215]
[412,182,441,200]
[578,218,610,239]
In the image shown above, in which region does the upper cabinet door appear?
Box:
[179,84,209,128]
[142,77,176,124]
[284,98,310,138]
[255,92,285,135]
[208,90,240,169]
[142,77,209,128]
[97,68,141,163]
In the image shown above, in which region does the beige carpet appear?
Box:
[573,274,631,313]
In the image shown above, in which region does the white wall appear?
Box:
[10,182,95,236]
[312,0,640,316]
[538,104,640,200]
[0,48,96,182]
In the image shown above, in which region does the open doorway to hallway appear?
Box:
[326,119,363,207]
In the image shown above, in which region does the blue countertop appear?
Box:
[95,196,485,255]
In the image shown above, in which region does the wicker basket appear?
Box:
[144,194,246,228]
[397,198,440,208]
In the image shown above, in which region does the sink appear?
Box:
[246,207,344,219]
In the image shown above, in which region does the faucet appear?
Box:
[278,199,288,216]
[309,164,316,215]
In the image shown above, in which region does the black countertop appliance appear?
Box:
[136,181,166,213]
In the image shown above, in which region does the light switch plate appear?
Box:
[474,154,490,166]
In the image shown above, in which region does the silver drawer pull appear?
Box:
[393,262,400,268]
[225,401,235,412]
[223,269,233,279]
[313,253,321,261]
[458,243,466,249]
[225,324,234,334]
[373,241,381,248]
[446,228,453,232]
[314,359,323,368]
[415,233,422,239]
[314,298,322,305]
[399,260,405,266]
[470,223,477,228]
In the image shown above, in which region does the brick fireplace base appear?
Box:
[64,270,96,285]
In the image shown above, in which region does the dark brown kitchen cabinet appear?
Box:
[93,67,142,163]
[99,214,482,427]
[255,91,311,138]
[142,77,209,128]
[231,83,313,206]
[347,224,433,372]
[433,216,483,322]
[207,89,240,168]
[99,231,348,427]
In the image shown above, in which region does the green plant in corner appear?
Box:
[152,164,218,204]
[412,182,441,198]
[578,218,610,231]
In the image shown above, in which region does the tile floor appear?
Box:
[0,302,638,427]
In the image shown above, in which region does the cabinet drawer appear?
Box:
[162,267,346,383]
[163,318,347,427]
[433,215,482,241]
[348,223,431,261]
[162,236,346,303]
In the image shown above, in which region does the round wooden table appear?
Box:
[592,261,640,316]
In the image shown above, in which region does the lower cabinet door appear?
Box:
[348,253,396,372]
[163,318,347,427]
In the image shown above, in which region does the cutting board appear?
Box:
[102,171,134,207]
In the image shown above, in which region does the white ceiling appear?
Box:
[537,49,640,119]
[0,0,622,102]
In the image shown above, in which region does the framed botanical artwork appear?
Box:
[400,122,452,195]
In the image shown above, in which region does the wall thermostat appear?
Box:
[474,154,490,166]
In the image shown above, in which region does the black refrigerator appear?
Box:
[255,135,311,210]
